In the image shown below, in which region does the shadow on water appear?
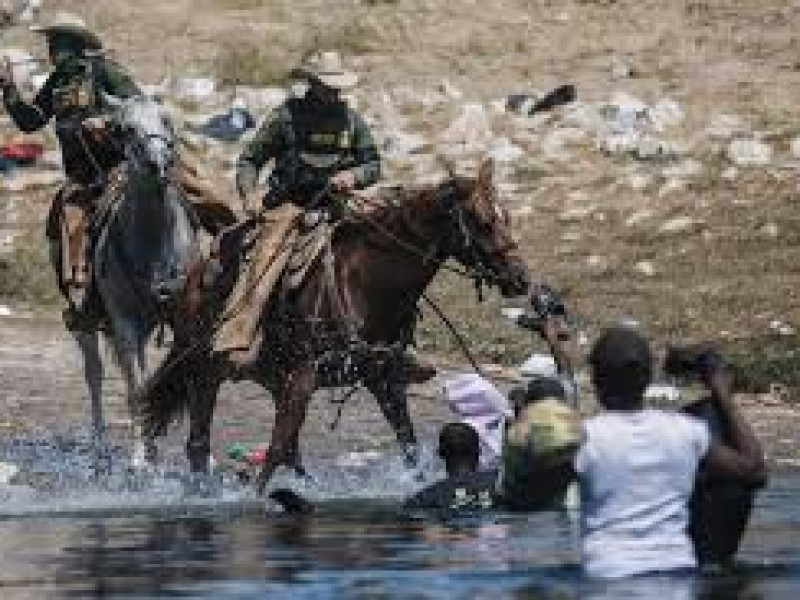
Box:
[0,429,797,598]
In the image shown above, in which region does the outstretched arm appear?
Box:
[347,110,380,189]
[235,106,287,204]
[701,366,767,486]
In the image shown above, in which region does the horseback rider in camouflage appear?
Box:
[0,12,140,323]
[235,50,381,216]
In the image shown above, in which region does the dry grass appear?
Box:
[0,233,60,306]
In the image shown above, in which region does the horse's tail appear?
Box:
[139,347,195,439]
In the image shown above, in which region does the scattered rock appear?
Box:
[610,56,634,80]
[658,215,704,235]
[662,159,703,178]
[586,254,610,271]
[558,205,595,223]
[648,98,684,132]
[382,130,428,157]
[441,103,493,153]
[758,222,779,238]
[658,178,687,197]
[790,138,800,159]
[541,127,587,160]
[170,77,217,103]
[634,260,656,277]
[601,91,649,134]
[487,137,525,162]
[706,114,746,140]
[625,209,654,227]
[438,79,463,101]
[598,132,687,161]
[727,139,772,166]
[625,173,652,191]
[721,166,738,180]
[769,320,795,337]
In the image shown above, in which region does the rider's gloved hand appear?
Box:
[330,170,357,192]
[81,116,108,141]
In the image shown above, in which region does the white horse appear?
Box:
[73,95,199,467]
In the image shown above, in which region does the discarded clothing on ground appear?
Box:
[193,106,256,142]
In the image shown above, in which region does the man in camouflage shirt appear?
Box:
[236,50,380,214]
[0,12,140,317]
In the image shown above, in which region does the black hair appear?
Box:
[509,376,566,416]
[438,422,480,465]
[589,326,652,408]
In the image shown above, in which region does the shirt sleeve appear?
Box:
[573,421,591,475]
[235,106,288,196]
[348,110,380,188]
[2,76,54,132]
[99,61,141,99]
[684,414,711,459]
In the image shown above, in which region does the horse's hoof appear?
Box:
[269,489,314,514]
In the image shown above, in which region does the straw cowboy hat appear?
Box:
[30,12,102,49]
[296,50,358,89]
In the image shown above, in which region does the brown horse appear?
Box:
[141,159,530,491]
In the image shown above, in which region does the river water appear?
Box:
[0,435,797,600]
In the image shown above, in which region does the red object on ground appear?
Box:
[1,141,45,163]
[245,447,269,466]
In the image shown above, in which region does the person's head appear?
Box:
[31,13,102,67]
[438,422,480,476]
[589,325,652,410]
[297,50,357,105]
[509,376,566,417]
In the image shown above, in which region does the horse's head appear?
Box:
[103,94,177,180]
[440,159,530,297]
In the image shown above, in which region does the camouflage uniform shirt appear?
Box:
[236,96,380,207]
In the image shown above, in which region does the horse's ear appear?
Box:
[477,157,495,190]
[435,154,458,180]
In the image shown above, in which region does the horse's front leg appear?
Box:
[186,363,222,475]
[255,362,316,495]
[71,328,107,458]
[365,367,418,467]
[110,330,157,468]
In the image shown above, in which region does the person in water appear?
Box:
[574,326,766,579]
[269,422,497,514]
[404,422,497,511]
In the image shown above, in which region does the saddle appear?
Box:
[211,203,334,366]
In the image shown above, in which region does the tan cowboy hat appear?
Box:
[30,12,103,49]
[296,50,358,90]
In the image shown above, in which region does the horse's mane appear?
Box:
[339,176,472,245]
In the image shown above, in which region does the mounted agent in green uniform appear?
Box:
[235,50,381,215]
[0,12,141,322]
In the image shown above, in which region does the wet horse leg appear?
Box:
[255,362,316,495]
[365,372,418,467]
[186,364,222,474]
[72,328,108,466]
[109,327,157,467]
